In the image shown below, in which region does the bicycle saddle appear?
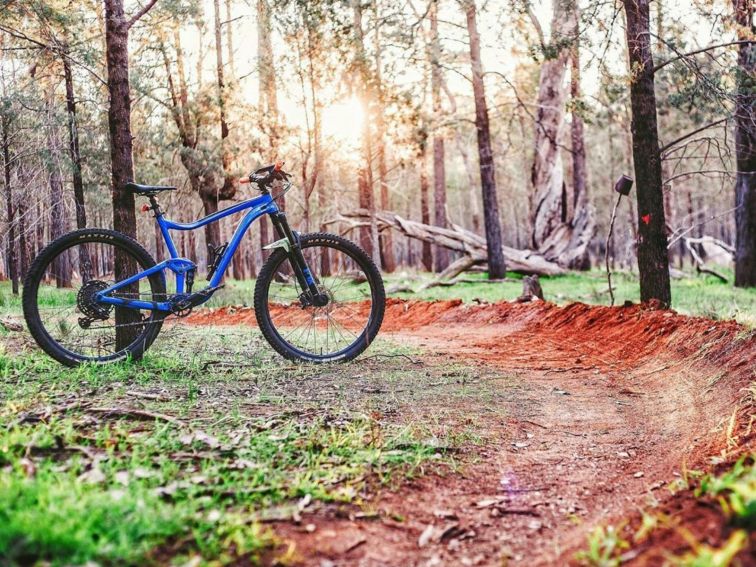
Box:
[125,182,177,195]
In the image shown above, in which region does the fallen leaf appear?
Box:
[114,470,130,486]
[78,467,106,484]
[418,524,435,547]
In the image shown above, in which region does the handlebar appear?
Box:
[239,161,290,188]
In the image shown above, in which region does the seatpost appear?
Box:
[148,196,162,216]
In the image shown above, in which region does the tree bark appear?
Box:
[533,17,596,270]
[464,0,506,278]
[104,0,137,239]
[201,0,237,251]
[567,38,593,270]
[63,53,86,230]
[530,0,574,249]
[257,0,279,257]
[351,0,381,267]
[17,182,28,279]
[732,0,756,287]
[1,110,17,294]
[419,140,433,271]
[104,0,155,348]
[373,1,396,272]
[622,0,671,305]
[430,0,449,271]
[48,124,70,287]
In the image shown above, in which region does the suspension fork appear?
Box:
[268,211,321,299]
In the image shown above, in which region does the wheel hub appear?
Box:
[311,292,330,307]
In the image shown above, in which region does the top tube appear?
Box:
[157,192,277,262]
[162,193,275,231]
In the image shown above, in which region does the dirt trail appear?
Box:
[187,300,755,566]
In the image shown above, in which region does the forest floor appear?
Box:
[1,295,755,565]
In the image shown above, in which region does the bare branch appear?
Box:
[659,118,729,155]
[663,169,734,185]
[524,2,546,49]
[0,24,107,85]
[653,40,755,74]
[127,0,160,30]
[667,205,741,249]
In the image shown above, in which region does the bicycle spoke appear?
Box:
[265,241,375,358]
[30,238,164,362]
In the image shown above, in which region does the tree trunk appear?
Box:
[352,0,381,267]
[569,40,591,270]
[733,0,756,287]
[454,131,481,233]
[373,0,396,272]
[536,23,597,271]
[18,188,28,279]
[420,141,433,271]
[622,0,671,305]
[46,99,71,288]
[201,0,237,251]
[214,0,230,165]
[1,111,17,294]
[104,0,145,348]
[257,0,279,258]
[63,53,86,230]
[430,0,449,272]
[530,2,572,249]
[225,0,236,79]
[464,0,506,278]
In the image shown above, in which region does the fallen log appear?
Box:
[328,210,565,277]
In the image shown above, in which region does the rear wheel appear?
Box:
[254,233,385,362]
[22,229,166,367]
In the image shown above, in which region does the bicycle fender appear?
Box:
[262,237,291,252]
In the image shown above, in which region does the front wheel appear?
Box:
[254,233,385,363]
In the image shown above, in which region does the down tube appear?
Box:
[207,204,277,288]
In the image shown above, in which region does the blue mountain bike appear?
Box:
[22,163,385,366]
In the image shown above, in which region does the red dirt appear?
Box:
[186,299,755,566]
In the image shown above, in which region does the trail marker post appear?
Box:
[606,175,634,306]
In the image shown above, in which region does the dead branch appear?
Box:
[86,406,183,425]
[684,237,731,283]
[327,210,565,277]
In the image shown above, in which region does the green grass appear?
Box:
[0,326,502,565]
[178,270,756,327]
[697,455,756,526]
[379,270,756,326]
[577,457,755,567]
[3,269,755,326]
[575,525,629,567]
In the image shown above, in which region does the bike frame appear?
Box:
[96,192,285,313]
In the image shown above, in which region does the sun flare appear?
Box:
[321,96,364,147]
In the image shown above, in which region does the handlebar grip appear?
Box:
[239,177,251,184]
